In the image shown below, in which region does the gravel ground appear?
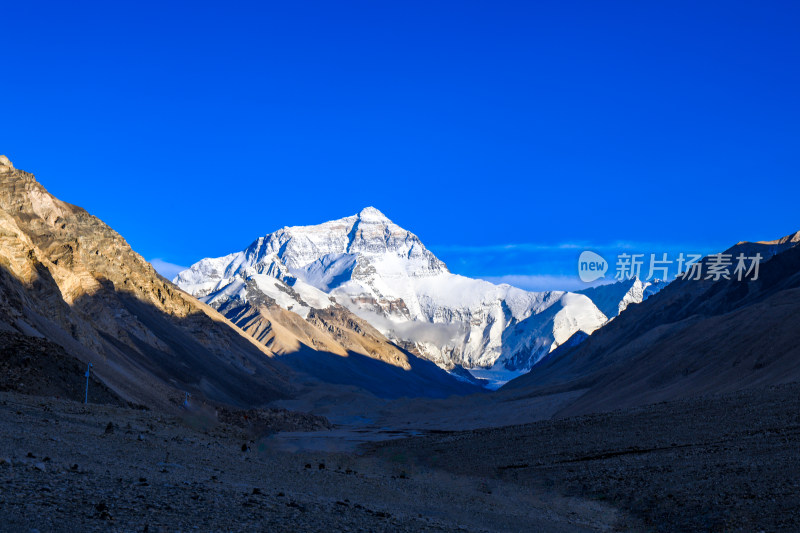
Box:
[6,383,795,532]
[0,392,619,532]
[371,382,800,532]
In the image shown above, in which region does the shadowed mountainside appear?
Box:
[213,293,481,398]
[0,157,294,409]
[503,232,800,417]
[0,329,125,405]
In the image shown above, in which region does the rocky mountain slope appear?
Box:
[0,156,296,409]
[177,208,651,382]
[503,230,800,416]
[203,277,481,398]
[0,157,475,402]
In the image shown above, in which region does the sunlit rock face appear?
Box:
[0,157,292,409]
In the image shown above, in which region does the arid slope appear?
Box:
[0,156,292,409]
[504,233,800,416]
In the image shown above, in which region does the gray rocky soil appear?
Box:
[373,382,800,532]
[0,391,619,532]
[2,382,798,531]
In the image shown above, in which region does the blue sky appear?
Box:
[3,1,799,289]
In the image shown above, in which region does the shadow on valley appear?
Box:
[502,241,800,417]
[0,261,291,410]
[0,262,478,414]
[0,329,126,406]
[370,382,800,532]
[274,343,482,399]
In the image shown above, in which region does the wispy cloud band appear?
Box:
[478,274,612,292]
[149,258,189,280]
[430,240,723,254]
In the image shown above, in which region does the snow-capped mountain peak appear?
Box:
[175,207,448,292]
[356,205,389,220]
[175,209,657,385]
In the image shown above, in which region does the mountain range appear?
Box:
[502,230,800,415]
[176,207,664,386]
[4,153,793,418]
[0,157,476,408]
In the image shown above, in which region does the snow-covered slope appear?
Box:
[176,208,628,381]
[501,292,608,370]
[577,277,668,320]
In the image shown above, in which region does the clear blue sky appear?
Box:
[3,1,799,288]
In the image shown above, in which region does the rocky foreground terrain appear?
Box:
[2,382,799,531]
[374,382,800,532]
[0,391,619,532]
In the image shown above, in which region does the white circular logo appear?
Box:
[578,251,608,282]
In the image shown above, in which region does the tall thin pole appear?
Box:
[84,363,93,404]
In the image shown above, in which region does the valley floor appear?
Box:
[1,383,798,532]
[0,392,617,532]
[372,382,800,532]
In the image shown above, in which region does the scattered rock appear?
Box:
[93,501,113,521]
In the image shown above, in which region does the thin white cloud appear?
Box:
[430,241,722,254]
[149,258,189,281]
[340,299,464,346]
[479,274,614,292]
[430,243,589,253]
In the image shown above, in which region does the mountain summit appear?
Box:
[177,207,447,291]
[356,206,389,220]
